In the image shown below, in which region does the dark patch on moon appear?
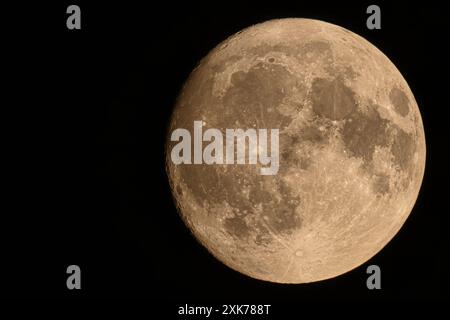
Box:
[222,180,302,239]
[248,44,292,57]
[179,165,220,204]
[311,78,358,120]
[390,127,415,170]
[248,41,331,65]
[341,104,389,164]
[221,62,299,129]
[372,174,390,196]
[180,161,302,240]
[224,216,250,239]
[249,41,330,60]
[301,41,331,57]
[180,165,252,214]
[301,125,327,143]
[389,87,410,117]
[279,135,302,170]
[280,146,311,171]
[248,182,273,205]
[265,200,302,234]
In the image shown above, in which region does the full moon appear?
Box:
[166,19,426,283]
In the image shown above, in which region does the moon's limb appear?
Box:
[166,18,426,283]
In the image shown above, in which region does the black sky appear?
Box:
[2,1,449,307]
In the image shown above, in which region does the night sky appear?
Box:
[3,0,448,308]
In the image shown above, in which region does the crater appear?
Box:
[311,78,357,120]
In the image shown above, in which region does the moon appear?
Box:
[165,19,426,283]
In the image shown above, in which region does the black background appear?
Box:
[4,0,449,307]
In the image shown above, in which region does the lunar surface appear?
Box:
[165,19,426,283]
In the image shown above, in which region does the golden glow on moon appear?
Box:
[166,19,426,283]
